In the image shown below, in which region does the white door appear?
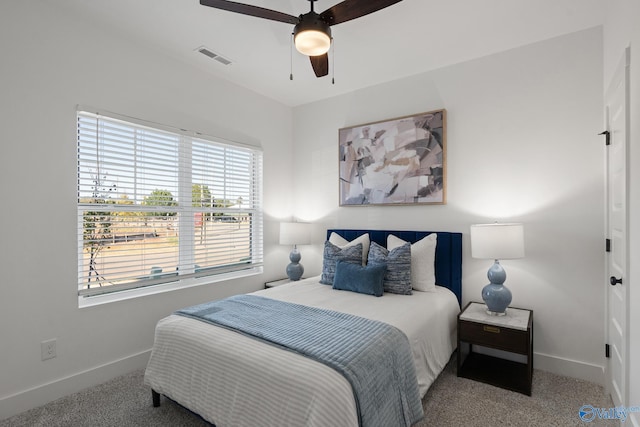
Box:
[605,47,629,409]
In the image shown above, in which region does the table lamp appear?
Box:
[470,223,525,316]
[279,222,311,281]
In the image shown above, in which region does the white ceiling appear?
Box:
[55,0,605,107]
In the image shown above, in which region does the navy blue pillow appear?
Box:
[332,260,386,297]
[320,241,363,285]
[367,241,412,295]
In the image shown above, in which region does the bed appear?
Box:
[144,229,462,427]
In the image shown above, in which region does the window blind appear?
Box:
[77,110,263,298]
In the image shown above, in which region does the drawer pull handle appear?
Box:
[483,325,501,334]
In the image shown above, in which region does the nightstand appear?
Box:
[264,278,294,288]
[457,301,533,395]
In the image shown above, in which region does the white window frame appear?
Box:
[76,107,263,307]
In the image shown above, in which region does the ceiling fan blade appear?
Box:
[320,0,403,26]
[309,54,329,78]
[200,0,299,25]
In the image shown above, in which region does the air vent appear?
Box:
[215,56,232,65]
[198,47,217,59]
[195,46,232,66]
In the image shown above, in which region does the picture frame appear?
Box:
[338,109,446,206]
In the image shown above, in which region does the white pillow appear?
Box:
[329,232,370,266]
[387,233,437,292]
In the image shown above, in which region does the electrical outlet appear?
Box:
[41,339,57,361]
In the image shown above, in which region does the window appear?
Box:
[77,109,263,302]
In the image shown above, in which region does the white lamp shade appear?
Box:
[279,222,311,246]
[470,223,525,260]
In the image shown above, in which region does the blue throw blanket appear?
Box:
[176,295,424,427]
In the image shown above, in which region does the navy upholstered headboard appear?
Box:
[326,229,463,306]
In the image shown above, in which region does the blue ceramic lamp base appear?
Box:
[482,260,512,316]
[286,247,304,281]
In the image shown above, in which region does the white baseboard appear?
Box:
[534,351,605,385]
[0,349,151,421]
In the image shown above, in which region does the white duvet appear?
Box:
[144,277,459,427]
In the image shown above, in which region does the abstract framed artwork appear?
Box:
[339,109,446,206]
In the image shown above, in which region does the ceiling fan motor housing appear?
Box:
[293,12,332,56]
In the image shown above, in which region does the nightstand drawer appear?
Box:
[459,320,529,354]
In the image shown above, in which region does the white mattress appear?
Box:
[144,276,459,427]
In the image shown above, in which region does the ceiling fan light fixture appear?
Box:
[293,13,332,56]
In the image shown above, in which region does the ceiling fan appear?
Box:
[200,0,403,78]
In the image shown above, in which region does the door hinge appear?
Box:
[606,238,611,252]
[605,343,610,358]
[599,130,611,146]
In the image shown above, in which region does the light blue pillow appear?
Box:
[332,260,386,297]
[367,241,412,295]
[320,241,363,285]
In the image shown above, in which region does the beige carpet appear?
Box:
[419,359,614,426]
[2,358,613,427]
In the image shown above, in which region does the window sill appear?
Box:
[78,266,263,308]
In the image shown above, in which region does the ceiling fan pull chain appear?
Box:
[290,32,294,81]
[332,39,335,85]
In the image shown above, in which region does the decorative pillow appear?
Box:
[367,241,412,295]
[329,232,370,266]
[388,233,438,292]
[320,241,363,285]
[332,260,386,297]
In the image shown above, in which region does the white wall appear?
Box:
[292,28,605,383]
[603,1,640,425]
[0,1,293,419]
